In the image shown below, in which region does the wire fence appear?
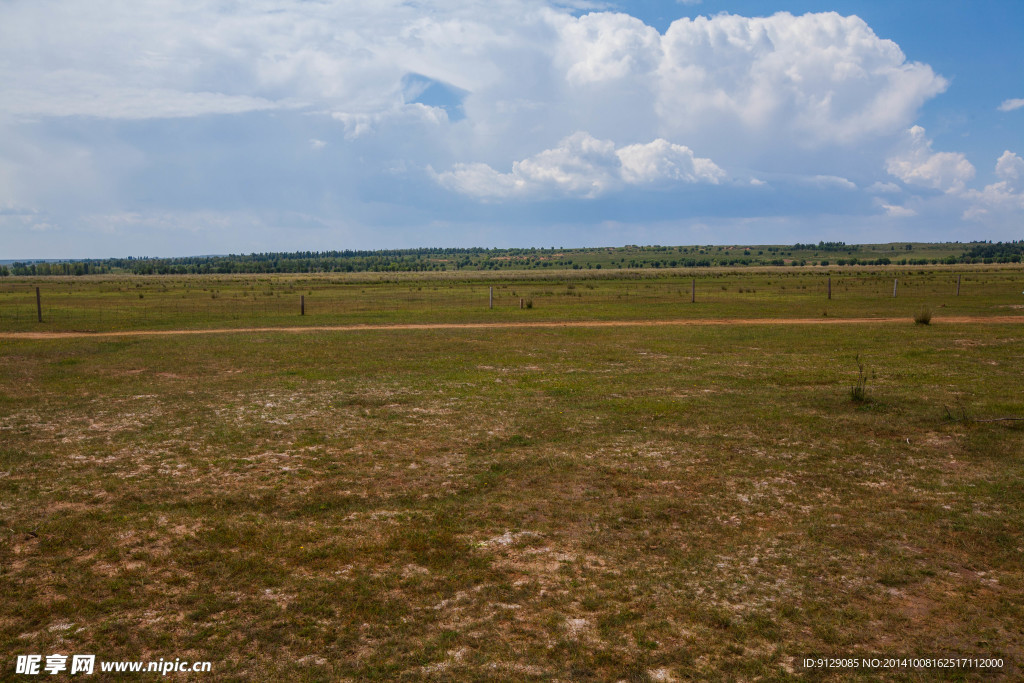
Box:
[0,270,1019,333]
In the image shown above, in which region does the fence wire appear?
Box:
[0,271,1016,333]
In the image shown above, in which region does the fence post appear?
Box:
[520,298,524,309]
[827,276,831,300]
[893,278,898,298]
[956,274,961,296]
[301,295,305,316]
[691,278,695,303]
[36,286,42,323]
[489,287,493,310]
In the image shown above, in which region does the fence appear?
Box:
[0,270,1017,333]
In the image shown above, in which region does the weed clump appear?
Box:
[944,400,969,422]
[914,307,932,325]
[850,355,870,403]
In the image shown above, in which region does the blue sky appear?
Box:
[1,0,1022,258]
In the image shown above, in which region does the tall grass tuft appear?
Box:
[914,307,932,325]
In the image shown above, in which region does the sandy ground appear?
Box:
[1,315,1022,340]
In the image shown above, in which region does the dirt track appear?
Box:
[1,315,1022,340]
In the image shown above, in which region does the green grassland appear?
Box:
[1,265,1022,333]
[2,266,1023,680]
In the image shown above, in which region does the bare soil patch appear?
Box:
[3,315,1022,340]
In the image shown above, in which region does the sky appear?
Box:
[1,0,1022,259]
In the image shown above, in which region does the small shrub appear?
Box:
[914,307,932,325]
[850,355,869,403]
[525,299,533,309]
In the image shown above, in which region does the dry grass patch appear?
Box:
[2,320,1023,678]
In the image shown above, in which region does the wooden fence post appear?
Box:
[956,274,961,296]
[893,278,898,298]
[36,286,42,323]
[301,295,305,316]
[489,287,493,310]
[691,278,695,303]
[827,276,831,300]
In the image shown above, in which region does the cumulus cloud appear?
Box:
[962,184,1024,221]
[0,4,946,147]
[0,2,954,209]
[617,138,725,185]
[885,126,975,193]
[961,151,1024,220]
[652,12,946,148]
[554,12,663,85]
[880,133,1024,226]
[5,0,1016,254]
[439,9,945,199]
[998,98,1024,112]
[994,150,1024,185]
[435,132,724,198]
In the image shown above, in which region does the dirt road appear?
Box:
[1,315,1022,340]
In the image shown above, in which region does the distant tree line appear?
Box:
[2,242,1019,276]
[791,241,853,252]
[962,241,1024,262]
[1,261,112,276]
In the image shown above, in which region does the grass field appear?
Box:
[2,265,1023,332]
[2,266,1023,680]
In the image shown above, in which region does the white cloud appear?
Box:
[961,150,1024,220]
[994,150,1024,185]
[886,126,975,193]
[5,1,1014,254]
[616,138,726,185]
[435,132,723,198]
[878,201,917,217]
[554,11,662,85]
[0,0,532,120]
[998,98,1024,112]
[962,183,1024,220]
[447,9,947,195]
[868,181,902,194]
[0,207,55,237]
[805,175,858,190]
[653,12,947,148]
[0,4,947,150]
[3,77,284,120]
[432,162,526,198]
[332,104,449,140]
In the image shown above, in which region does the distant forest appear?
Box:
[3,241,1022,277]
